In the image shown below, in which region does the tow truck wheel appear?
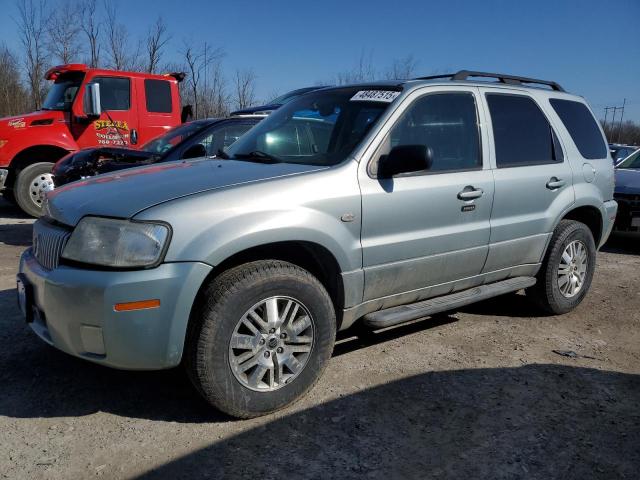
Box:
[14,162,55,218]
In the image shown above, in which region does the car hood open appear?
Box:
[46,159,326,226]
[615,168,640,195]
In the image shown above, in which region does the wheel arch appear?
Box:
[6,145,70,188]
[193,241,346,329]
[560,205,603,247]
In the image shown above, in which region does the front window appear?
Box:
[617,149,640,169]
[226,88,397,166]
[42,73,84,111]
[142,122,209,155]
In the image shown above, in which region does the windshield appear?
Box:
[226,87,398,166]
[617,149,640,169]
[142,121,210,155]
[42,73,84,111]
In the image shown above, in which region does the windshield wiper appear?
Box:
[232,150,283,164]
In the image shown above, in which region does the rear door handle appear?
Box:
[546,177,566,190]
[457,186,484,201]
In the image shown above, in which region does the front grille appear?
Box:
[32,219,72,270]
[615,193,640,209]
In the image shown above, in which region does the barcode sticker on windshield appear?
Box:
[350,90,400,103]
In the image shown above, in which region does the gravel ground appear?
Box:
[0,198,638,479]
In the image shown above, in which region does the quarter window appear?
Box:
[486,94,561,167]
[376,92,481,174]
[91,77,130,111]
[145,79,172,113]
[549,99,606,160]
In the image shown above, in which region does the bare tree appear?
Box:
[335,49,376,85]
[0,45,29,116]
[46,0,82,64]
[385,55,418,80]
[233,68,257,110]
[181,40,225,118]
[145,16,170,73]
[80,0,101,67]
[103,0,141,70]
[15,0,48,110]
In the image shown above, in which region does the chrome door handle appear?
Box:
[546,177,566,190]
[457,186,484,200]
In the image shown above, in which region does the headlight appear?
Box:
[62,217,170,268]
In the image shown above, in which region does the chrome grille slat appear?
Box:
[32,219,71,270]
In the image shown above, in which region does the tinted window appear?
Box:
[550,99,606,159]
[145,79,172,113]
[378,92,481,173]
[92,77,130,111]
[487,94,559,167]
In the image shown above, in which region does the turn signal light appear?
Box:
[114,299,160,312]
[0,140,7,149]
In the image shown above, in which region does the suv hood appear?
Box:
[615,168,640,195]
[46,158,325,226]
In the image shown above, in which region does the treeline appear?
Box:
[602,121,640,146]
[0,1,424,121]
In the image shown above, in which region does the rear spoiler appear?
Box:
[166,72,186,83]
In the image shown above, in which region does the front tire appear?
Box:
[14,162,55,218]
[185,260,336,418]
[527,220,596,315]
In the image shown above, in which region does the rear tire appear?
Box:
[527,220,596,315]
[14,162,55,218]
[185,260,336,418]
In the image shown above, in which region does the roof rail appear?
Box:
[415,70,565,92]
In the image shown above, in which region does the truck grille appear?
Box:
[32,219,72,270]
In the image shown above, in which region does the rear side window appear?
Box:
[92,77,130,111]
[487,94,561,167]
[145,79,172,113]
[549,99,607,159]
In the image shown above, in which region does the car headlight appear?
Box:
[62,217,170,268]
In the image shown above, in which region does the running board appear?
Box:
[362,276,537,329]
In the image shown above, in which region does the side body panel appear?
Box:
[358,86,495,301]
[478,86,576,271]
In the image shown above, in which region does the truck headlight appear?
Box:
[62,217,170,268]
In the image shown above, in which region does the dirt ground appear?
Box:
[0,197,638,480]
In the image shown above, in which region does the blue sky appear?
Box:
[1,0,638,122]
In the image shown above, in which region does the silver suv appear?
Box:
[18,71,617,418]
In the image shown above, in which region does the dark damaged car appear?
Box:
[52,116,263,187]
[613,148,640,232]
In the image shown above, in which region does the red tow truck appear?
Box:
[0,64,185,216]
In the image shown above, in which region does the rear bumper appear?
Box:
[600,200,618,246]
[18,248,211,370]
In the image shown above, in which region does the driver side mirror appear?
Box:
[84,83,102,118]
[182,143,207,159]
[377,144,433,178]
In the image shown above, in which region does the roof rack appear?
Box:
[415,70,565,92]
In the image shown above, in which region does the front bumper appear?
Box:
[613,193,639,232]
[18,248,211,370]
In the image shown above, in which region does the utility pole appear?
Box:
[617,98,626,143]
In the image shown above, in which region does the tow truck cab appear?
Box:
[0,64,184,216]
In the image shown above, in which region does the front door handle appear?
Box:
[546,177,566,190]
[457,186,484,201]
